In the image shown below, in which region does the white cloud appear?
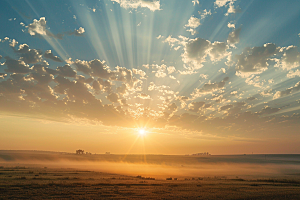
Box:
[214,0,240,16]
[227,22,235,29]
[9,39,18,47]
[167,66,176,74]
[69,27,85,36]
[185,16,201,29]
[27,17,47,36]
[132,68,146,77]
[245,75,265,88]
[199,9,212,20]
[215,0,232,7]
[219,68,226,73]
[154,64,167,78]
[192,0,199,6]
[186,28,198,35]
[287,69,300,78]
[260,89,273,97]
[111,0,161,11]
[137,93,152,99]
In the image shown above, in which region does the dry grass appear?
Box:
[1,165,300,199]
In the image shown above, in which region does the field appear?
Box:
[1,151,300,199]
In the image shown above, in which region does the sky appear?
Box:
[1,0,300,155]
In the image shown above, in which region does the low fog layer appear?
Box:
[1,151,300,179]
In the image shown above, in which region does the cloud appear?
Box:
[219,104,233,111]
[245,75,265,88]
[16,44,43,64]
[273,81,300,99]
[26,17,63,39]
[214,0,241,16]
[166,102,177,113]
[186,28,198,35]
[56,64,77,77]
[287,69,300,78]
[137,93,152,100]
[3,57,31,74]
[182,38,230,69]
[199,9,212,20]
[191,77,229,98]
[111,0,161,11]
[209,41,231,62]
[68,27,85,36]
[235,43,279,77]
[182,38,211,68]
[192,0,199,6]
[185,16,201,29]
[44,50,63,62]
[258,106,280,115]
[9,39,18,47]
[227,27,241,45]
[247,96,257,101]
[188,101,211,112]
[276,46,300,70]
[107,92,119,103]
[26,17,85,39]
[153,64,167,78]
[260,89,273,97]
[227,22,235,29]
[167,66,176,74]
[132,68,146,77]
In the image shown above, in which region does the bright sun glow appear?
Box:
[138,129,146,135]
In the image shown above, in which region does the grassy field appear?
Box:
[1,151,300,199]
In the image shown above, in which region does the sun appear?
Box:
[138,129,146,135]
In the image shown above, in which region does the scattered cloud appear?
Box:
[44,50,63,62]
[111,0,161,11]
[235,43,279,77]
[273,81,300,99]
[227,27,241,46]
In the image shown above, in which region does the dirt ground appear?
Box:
[1,165,300,199]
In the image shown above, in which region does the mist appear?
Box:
[1,150,300,179]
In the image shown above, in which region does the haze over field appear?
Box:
[0,0,300,155]
[1,151,300,179]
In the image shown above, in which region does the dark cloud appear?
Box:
[188,101,211,112]
[107,92,119,103]
[273,81,300,99]
[44,50,63,62]
[259,106,280,115]
[235,43,279,75]
[16,44,43,64]
[219,104,233,111]
[56,64,77,77]
[3,57,31,74]
[192,77,229,97]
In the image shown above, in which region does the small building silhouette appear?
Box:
[76,149,84,154]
